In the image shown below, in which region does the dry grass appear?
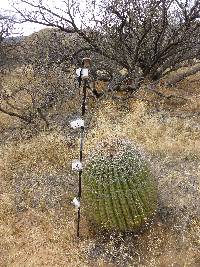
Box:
[0,113,17,131]
[85,99,199,159]
[1,132,73,174]
[0,72,200,266]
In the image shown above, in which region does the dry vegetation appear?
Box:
[0,70,200,266]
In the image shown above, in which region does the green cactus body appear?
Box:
[83,141,157,231]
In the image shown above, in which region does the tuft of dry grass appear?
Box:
[1,132,75,176]
[0,209,90,267]
[85,99,200,159]
[0,113,17,131]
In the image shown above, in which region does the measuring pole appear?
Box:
[77,79,87,237]
[73,58,91,238]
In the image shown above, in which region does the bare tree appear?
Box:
[0,13,15,69]
[0,13,78,126]
[0,13,30,122]
[0,13,13,41]
[9,0,200,92]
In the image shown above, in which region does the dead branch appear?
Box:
[0,105,32,122]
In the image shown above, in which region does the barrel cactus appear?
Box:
[83,139,157,232]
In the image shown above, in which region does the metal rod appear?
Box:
[77,78,88,238]
[77,206,81,237]
[82,80,87,116]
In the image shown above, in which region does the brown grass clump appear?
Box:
[1,132,73,175]
[86,99,199,159]
[0,113,17,131]
[0,208,89,267]
[0,132,79,213]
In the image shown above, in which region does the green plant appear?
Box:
[83,140,157,231]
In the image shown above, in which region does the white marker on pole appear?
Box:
[72,197,80,209]
[72,159,83,171]
[82,68,89,79]
[70,119,84,129]
[76,68,82,77]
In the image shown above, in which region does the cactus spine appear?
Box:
[83,141,157,231]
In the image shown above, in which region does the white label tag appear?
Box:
[82,68,88,78]
[72,160,83,171]
[70,119,84,129]
[76,68,82,77]
[72,197,80,208]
